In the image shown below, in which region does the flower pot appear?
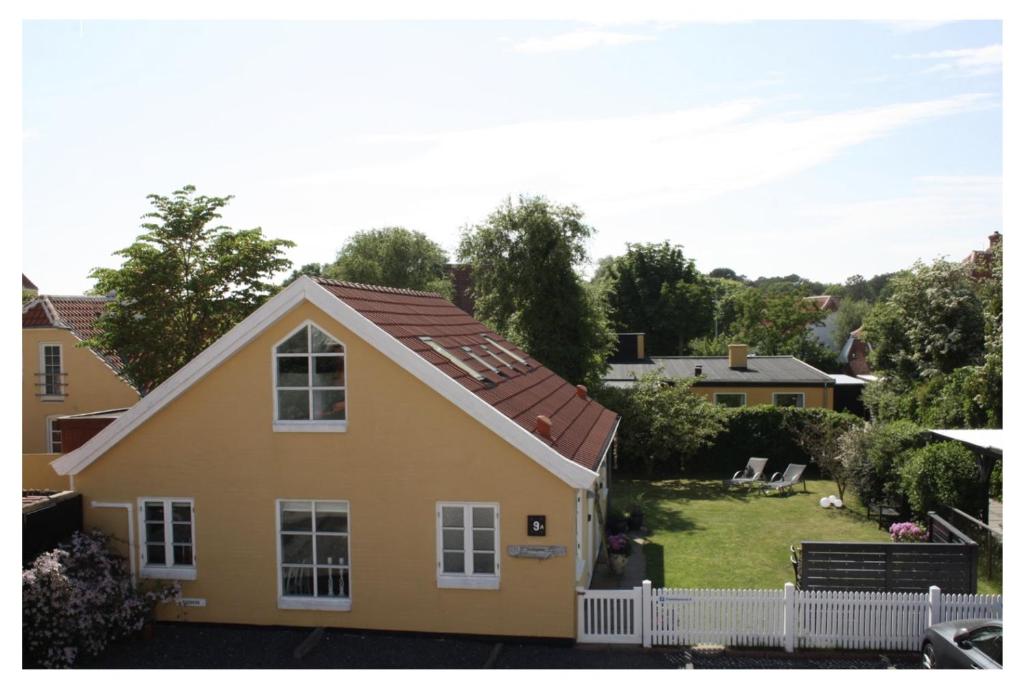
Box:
[609,553,629,576]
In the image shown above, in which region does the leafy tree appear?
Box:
[725,287,840,370]
[789,411,859,501]
[282,262,325,287]
[687,334,732,356]
[831,298,870,348]
[900,441,981,518]
[86,185,294,393]
[323,227,452,297]
[594,242,714,354]
[750,274,825,296]
[840,420,927,509]
[594,373,727,475]
[708,267,747,282]
[458,195,615,386]
[863,260,985,381]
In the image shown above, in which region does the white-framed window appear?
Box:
[436,502,500,589]
[273,322,347,432]
[46,416,62,454]
[276,500,351,611]
[138,498,197,580]
[39,343,64,399]
[714,392,746,408]
[773,392,805,408]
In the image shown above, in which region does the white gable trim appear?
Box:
[52,277,599,489]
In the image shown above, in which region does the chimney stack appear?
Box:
[575,384,588,400]
[728,344,748,370]
[535,415,552,440]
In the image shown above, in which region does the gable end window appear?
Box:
[139,498,196,580]
[273,323,347,432]
[436,502,500,589]
[39,343,64,400]
[277,500,351,611]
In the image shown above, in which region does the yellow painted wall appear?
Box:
[692,385,833,409]
[74,300,582,638]
[22,328,139,454]
[23,454,65,491]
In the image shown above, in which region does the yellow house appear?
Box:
[603,343,835,409]
[22,295,140,455]
[50,277,619,640]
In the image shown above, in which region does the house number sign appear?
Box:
[527,515,546,536]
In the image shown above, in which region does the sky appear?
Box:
[22,20,1002,294]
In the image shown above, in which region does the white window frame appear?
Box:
[276,499,352,611]
[436,502,500,590]
[575,491,585,580]
[772,392,805,408]
[714,392,747,408]
[138,497,197,580]
[39,342,64,401]
[46,415,62,454]
[271,320,348,433]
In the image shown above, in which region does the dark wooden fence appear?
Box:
[23,492,82,565]
[799,514,978,593]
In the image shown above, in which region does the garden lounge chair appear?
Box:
[723,457,768,489]
[760,464,807,495]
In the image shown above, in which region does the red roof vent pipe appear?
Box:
[575,384,588,400]
[536,415,552,440]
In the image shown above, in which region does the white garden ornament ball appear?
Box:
[820,497,831,508]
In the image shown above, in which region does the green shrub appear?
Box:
[843,420,927,509]
[989,459,1002,502]
[899,441,980,518]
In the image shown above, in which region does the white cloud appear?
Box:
[900,44,1002,76]
[510,29,656,54]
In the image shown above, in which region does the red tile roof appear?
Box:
[22,295,127,374]
[316,278,619,472]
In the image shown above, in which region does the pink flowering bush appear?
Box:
[607,533,632,555]
[23,529,180,668]
[889,521,928,543]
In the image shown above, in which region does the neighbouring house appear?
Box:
[22,294,140,455]
[22,274,38,297]
[805,294,843,353]
[49,277,619,640]
[603,339,835,409]
[963,231,1001,280]
[838,325,873,377]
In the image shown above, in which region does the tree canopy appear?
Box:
[457,195,614,386]
[322,227,452,297]
[593,242,714,355]
[86,185,294,393]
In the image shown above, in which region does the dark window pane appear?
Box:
[443,551,465,574]
[315,505,348,533]
[311,327,343,354]
[146,544,166,565]
[472,529,494,551]
[473,552,495,575]
[172,545,193,566]
[316,534,348,566]
[171,503,191,522]
[312,389,346,420]
[277,327,309,354]
[145,503,164,522]
[443,529,464,551]
[472,507,495,529]
[282,534,313,565]
[172,523,191,543]
[282,567,314,596]
[277,357,309,387]
[146,522,165,543]
[316,567,348,598]
[442,506,463,528]
[313,356,345,386]
[277,389,310,420]
[281,505,312,531]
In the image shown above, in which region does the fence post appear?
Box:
[928,585,942,626]
[642,579,652,648]
[784,582,796,653]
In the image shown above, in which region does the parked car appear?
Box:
[921,619,1002,669]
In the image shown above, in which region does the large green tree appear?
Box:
[593,242,714,354]
[86,185,294,393]
[457,195,615,386]
[323,227,452,297]
[726,287,839,370]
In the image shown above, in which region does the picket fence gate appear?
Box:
[577,581,1002,651]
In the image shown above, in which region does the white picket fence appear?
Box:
[577,581,1002,651]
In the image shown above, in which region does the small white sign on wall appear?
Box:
[176,597,207,608]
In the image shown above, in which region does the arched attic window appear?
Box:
[273,322,347,431]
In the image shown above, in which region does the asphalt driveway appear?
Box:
[72,623,923,669]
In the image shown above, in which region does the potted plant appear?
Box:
[607,533,631,575]
[889,520,928,542]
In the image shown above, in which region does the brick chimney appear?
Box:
[535,415,552,440]
[728,344,748,370]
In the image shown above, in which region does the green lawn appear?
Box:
[612,477,1001,594]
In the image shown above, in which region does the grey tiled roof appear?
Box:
[603,356,834,385]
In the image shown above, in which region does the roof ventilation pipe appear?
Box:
[575,384,588,400]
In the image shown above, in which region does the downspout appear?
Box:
[90,501,136,584]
